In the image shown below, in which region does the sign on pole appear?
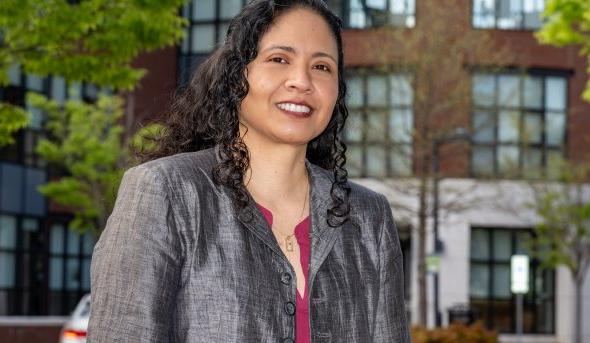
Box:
[511,255,529,294]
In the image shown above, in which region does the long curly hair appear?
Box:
[143,0,351,227]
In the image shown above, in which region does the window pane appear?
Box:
[0,163,23,213]
[391,145,412,176]
[472,146,495,175]
[191,24,216,53]
[473,0,496,28]
[493,230,512,260]
[545,77,566,111]
[524,113,542,144]
[192,0,215,20]
[26,101,43,130]
[473,111,495,143]
[27,74,44,92]
[367,112,387,141]
[523,76,543,109]
[82,233,95,256]
[390,74,412,106]
[82,258,91,290]
[24,167,46,216]
[523,148,543,177]
[68,82,82,100]
[67,231,80,255]
[366,145,387,177]
[220,0,242,19]
[0,216,17,249]
[546,150,564,179]
[498,110,520,142]
[498,145,519,172]
[389,109,413,143]
[367,75,388,106]
[49,257,63,290]
[218,23,230,44]
[349,0,368,28]
[8,63,21,86]
[345,110,363,142]
[346,145,363,177]
[0,253,15,287]
[473,74,496,107]
[66,259,80,290]
[523,0,544,29]
[498,75,521,107]
[493,265,511,299]
[50,224,65,254]
[389,0,415,27]
[470,264,489,297]
[498,0,522,29]
[515,231,531,255]
[51,76,67,104]
[546,112,565,146]
[84,84,99,100]
[181,29,190,53]
[347,77,364,107]
[471,229,490,259]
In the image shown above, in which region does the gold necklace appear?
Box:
[281,173,309,252]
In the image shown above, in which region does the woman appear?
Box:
[88,0,410,342]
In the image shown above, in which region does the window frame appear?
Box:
[326,0,416,30]
[471,0,546,31]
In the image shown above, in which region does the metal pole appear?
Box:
[516,293,523,343]
[432,141,441,327]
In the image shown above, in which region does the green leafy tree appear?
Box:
[530,162,590,343]
[30,93,162,234]
[0,0,186,146]
[536,0,590,101]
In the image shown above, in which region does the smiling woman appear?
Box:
[88,1,410,342]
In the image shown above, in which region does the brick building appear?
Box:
[0,1,589,342]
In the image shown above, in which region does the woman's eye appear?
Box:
[314,64,331,72]
[270,57,287,64]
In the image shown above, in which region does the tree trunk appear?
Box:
[417,172,428,326]
[574,276,583,343]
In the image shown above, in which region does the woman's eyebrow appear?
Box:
[262,45,337,64]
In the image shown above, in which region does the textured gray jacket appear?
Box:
[88,146,410,342]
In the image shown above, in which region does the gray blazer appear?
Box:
[88,146,410,342]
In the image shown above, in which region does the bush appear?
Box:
[411,322,498,343]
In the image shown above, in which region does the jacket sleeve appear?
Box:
[373,194,411,342]
[88,165,181,342]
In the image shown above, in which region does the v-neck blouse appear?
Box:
[256,203,311,343]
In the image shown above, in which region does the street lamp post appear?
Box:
[431,127,470,327]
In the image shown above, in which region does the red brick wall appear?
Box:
[0,325,61,343]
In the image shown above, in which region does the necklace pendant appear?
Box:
[286,237,294,252]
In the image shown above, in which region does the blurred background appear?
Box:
[0,0,589,342]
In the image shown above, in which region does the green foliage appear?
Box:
[0,0,187,146]
[31,93,126,233]
[411,322,498,343]
[536,0,590,101]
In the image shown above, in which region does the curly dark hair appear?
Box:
[143,0,351,227]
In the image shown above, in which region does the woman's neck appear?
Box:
[243,140,309,212]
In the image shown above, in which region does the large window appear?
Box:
[178,0,246,85]
[471,71,567,178]
[326,0,415,28]
[345,72,413,177]
[473,0,545,30]
[469,227,555,334]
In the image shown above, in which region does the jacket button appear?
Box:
[282,338,294,343]
[281,272,292,285]
[284,301,296,315]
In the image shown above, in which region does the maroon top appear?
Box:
[257,204,311,343]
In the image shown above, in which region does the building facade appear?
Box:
[1,1,589,342]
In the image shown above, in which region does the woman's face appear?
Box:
[239,8,339,148]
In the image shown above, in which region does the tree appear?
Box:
[349,0,510,325]
[529,162,590,343]
[536,0,590,101]
[0,0,186,145]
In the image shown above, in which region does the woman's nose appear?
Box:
[284,65,313,93]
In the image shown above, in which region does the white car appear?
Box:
[60,294,90,343]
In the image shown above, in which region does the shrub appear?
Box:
[411,322,498,343]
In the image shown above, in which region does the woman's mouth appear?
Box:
[276,102,313,118]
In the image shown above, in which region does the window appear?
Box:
[469,228,555,334]
[178,0,247,85]
[473,0,545,30]
[326,0,415,28]
[47,222,94,315]
[471,71,567,178]
[345,72,413,177]
[0,65,105,168]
